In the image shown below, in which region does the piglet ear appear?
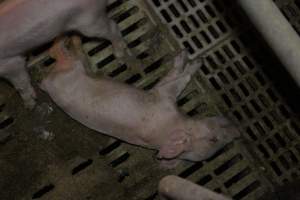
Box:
[158,130,189,160]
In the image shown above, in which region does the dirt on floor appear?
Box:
[0,81,135,200]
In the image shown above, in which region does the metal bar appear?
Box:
[158,175,231,200]
[237,0,300,87]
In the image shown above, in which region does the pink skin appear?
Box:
[159,175,232,200]
[40,37,240,168]
[0,0,126,108]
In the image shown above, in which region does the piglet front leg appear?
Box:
[77,15,127,58]
[154,52,202,101]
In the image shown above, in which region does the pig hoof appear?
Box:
[177,51,188,62]
[24,98,36,109]
[21,88,37,109]
[113,41,128,58]
[114,50,124,58]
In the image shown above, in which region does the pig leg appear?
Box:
[79,18,127,58]
[154,52,203,100]
[0,57,36,109]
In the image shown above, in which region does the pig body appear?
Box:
[41,37,240,167]
[0,0,125,108]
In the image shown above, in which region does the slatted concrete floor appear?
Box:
[0,0,300,199]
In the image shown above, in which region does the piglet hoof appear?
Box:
[112,40,129,59]
[158,159,181,170]
[23,95,37,110]
[115,45,135,66]
[175,51,189,71]
[21,87,37,109]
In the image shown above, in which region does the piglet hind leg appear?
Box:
[0,57,36,109]
[79,18,127,58]
[154,52,203,101]
[69,36,91,69]
[48,38,76,70]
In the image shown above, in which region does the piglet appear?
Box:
[0,0,126,108]
[40,37,240,168]
[159,175,232,200]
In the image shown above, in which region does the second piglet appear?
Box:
[0,0,126,108]
[40,37,240,168]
